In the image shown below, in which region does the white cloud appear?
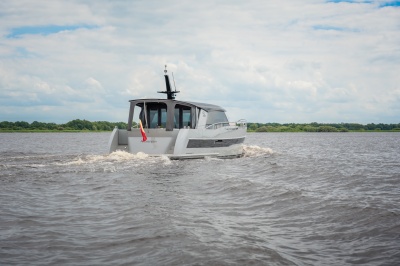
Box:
[0,0,399,123]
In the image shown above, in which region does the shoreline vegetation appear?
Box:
[1,119,399,133]
[0,119,128,133]
[248,122,400,132]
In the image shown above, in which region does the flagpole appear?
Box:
[144,101,150,140]
[143,101,148,129]
[139,101,148,142]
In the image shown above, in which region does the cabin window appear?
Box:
[141,103,167,128]
[206,111,228,126]
[174,105,192,128]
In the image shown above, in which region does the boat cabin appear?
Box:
[127,99,229,131]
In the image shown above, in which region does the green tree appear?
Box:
[318,126,338,132]
[14,121,30,129]
[249,123,258,131]
[0,121,13,129]
[65,119,93,130]
[255,126,268,132]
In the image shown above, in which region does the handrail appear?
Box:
[236,119,247,125]
[206,119,247,129]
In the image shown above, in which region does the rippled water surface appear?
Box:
[1,132,399,265]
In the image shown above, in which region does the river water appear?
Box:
[0,132,399,265]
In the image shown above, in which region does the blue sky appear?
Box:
[0,0,399,124]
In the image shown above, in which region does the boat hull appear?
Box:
[108,126,246,159]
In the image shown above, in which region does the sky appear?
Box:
[0,0,399,124]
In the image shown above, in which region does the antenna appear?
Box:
[172,72,177,91]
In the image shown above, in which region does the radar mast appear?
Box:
[158,65,180,99]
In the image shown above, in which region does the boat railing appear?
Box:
[236,119,247,127]
[206,119,247,130]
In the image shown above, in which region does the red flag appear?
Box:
[139,120,147,142]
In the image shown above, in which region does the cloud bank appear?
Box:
[0,0,399,123]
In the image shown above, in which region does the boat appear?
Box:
[108,66,247,159]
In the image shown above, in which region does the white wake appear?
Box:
[243,145,274,157]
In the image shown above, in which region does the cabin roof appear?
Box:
[129,99,226,112]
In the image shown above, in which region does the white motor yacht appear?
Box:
[108,67,247,159]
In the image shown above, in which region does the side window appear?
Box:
[206,111,228,125]
[182,109,191,127]
[174,105,192,128]
[174,108,180,128]
[161,109,167,128]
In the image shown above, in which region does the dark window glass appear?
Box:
[149,108,158,128]
[141,103,167,128]
[174,108,180,128]
[182,109,191,127]
[160,109,167,128]
[174,105,192,128]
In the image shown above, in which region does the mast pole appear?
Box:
[158,65,180,99]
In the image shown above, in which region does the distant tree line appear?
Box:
[0,119,131,131]
[1,120,399,132]
[248,122,400,132]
